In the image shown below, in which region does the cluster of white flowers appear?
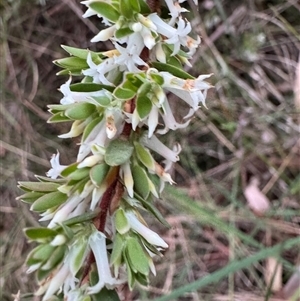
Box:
[18,0,212,300]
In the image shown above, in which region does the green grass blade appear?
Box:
[154,236,300,301]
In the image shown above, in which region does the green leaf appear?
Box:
[41,245,66,271]
[115,208,130,234]
[56,68,83,76]
[24,227,57,240]
[126,237,149,275]
[91,96,111,107]
[104,139,134,166]
[54,57,88,69]
[89,2,120,22]
[18,181,60,192]
[68,167,90,181]
[47,112,71,123]
[35,175,66,183]
[130,0,140,12]
[33,244,55,261]
[61,163,78,177]
[120,0,133,18]
[114,87,136,100]
[65,103,96,120]
[132,165,149,199]
[70,241,88,275]
[137,82,151,97]
[31,191,68,212]
[136,95,152,119]
[134,193,170,228]
[137,0,151,13]
[70,83,114,93]
[150,73,164,85]
[115,27,134,39]
[17,191,44,204]
[167,55,182,69]
[110,233,124,265]
[61,45,101,62]
[90,163,110,187]
[82,117,103,142]
[135,272,149,286]
[151,62,194,79]
[134,142,155,170]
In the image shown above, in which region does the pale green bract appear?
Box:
[17,0,212,300]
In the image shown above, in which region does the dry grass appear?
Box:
[1,0,299,300]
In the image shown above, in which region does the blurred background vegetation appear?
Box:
[1,0,299,300]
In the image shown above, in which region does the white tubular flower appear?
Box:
[87,231,124,295]
[48,195,84,228]
[147,106,159,137]
[161,71,213,111]
[125,211,168,248]
[164,0,188,25]
[46,152,67,179]
[165,18,192,55]
[120,162,134,198]
[91,25,116,42]
[39,264,73,301]
[141,134,180,162]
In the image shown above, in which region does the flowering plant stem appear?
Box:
[17,0,212,300]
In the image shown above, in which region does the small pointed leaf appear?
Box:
[24,227,57,240]
[18,181,60,192]
[126,237,149,275]
[65,103,96,120]
[89,2,120,22]
[111,233,124,265]
[134,142,155,170]
[151,62,194,79]
[31,191,68,212]
[115,208,130,234]
[136,95,152,119]
[90,163,109,187]
[132,165,150,199]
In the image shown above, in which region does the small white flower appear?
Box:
[125,211,168,248]
[141,134,180,163]
[164,0,188,25]
[87,231,124,294]
[46,152,67,179]
[113,36,147,72]
[161,71,213,112]
[91,25,116,42]
[83,53,116,85]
